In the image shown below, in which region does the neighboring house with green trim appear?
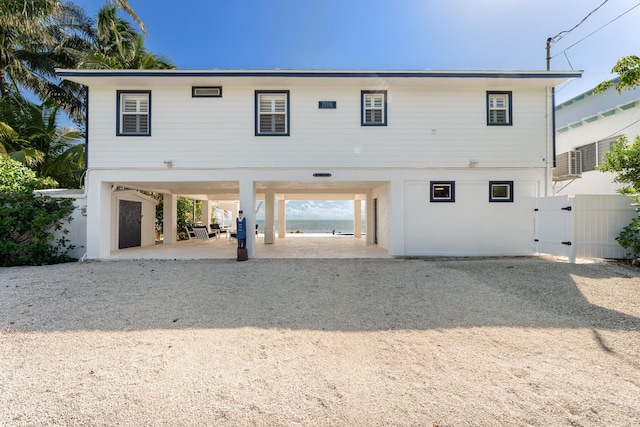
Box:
[554,80,640,195]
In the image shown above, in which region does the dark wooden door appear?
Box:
[118,200,142,249]
[373,198,378,245]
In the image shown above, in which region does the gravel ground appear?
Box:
[1,257,639,426]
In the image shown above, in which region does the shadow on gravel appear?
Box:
[1,257,639,332]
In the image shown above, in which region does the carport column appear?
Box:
[86,177,112,258]
[389,179,405,256]
[278,199,287,238]
[365,190,373,244]
[264,191,275,244]
[354,199,362,238]
[163,194,177,244]
[239,179,256,256]
[201,200,212,228]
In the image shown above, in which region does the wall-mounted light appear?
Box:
[469,160,478,168]
[164,160,173,168]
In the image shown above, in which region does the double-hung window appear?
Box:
[255,91,289,136]
[117,91,151,136]
[362,90,387,126]
[487,91,512,126]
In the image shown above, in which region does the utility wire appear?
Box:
[552,2,640,59]
[549,0,609,44]
[604,116,640,140]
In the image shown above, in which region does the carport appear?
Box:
[86,170,389,259]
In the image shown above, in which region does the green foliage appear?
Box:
[153,196,202,240]
[598,135,640,192]
[0,157,75,266]
[598,135,640,258]
[594,55,640,94]
[0,95,85,188]
[615,195,640,259]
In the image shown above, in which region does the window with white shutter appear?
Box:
[487,91,512,125]
[117,91,151,136]
[361,90,387,126]
[255,91,289,136]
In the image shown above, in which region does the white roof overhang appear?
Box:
[57,69,582,89]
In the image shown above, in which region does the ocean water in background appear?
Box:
[255,219,364,234]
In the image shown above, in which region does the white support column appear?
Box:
[239,179,256,256]
[278,199,287,238]
[163,194,177,244]
[264,191,275,244]
[86,177,112,258]
[354,199,362,238]
[202,200,212,228]
[388,179,405,256]
[365,190,373,244]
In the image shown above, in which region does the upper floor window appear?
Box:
[362,90,387,126]
[117,91,151,136]
[255,91,289,136]
[487,91,512,126]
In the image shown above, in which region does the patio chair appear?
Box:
[192,225,218,241]
[210,223,226,237]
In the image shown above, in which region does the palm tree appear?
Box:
[109,0,147,36]
[0,0,94,120]
[79,4,174,70]
[0,94,84,187]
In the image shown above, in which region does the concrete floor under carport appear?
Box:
[105,233,389,260]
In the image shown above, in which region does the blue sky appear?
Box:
[72,0,640,219]
[75,0,640,102]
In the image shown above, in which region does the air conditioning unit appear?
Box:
[552,150,582,180]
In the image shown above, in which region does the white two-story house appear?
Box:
[57,69,580,259]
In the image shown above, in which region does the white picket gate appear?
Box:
[535,195,636,263]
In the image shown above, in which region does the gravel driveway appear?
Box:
[1,257,639,426]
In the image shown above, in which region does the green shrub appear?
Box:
[0,157,75,266]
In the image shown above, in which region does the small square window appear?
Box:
[255,91,289,136]
[487,91,512,126]
[430,181,455,202]
[489,181,513,202]
[192,86,222,97]
[362,90,387,126]
[117,90,151,136]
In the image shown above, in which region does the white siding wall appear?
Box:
[88,84,549,170]
[404,170,540,256]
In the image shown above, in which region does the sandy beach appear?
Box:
[1,257,639,426]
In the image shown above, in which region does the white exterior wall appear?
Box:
[87,84,550,170]
[404,170,540,256]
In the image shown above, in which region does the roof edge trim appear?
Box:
[56,69,583,79]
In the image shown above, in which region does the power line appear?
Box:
[552,2,640,59]
[604,116,640,140]
[549,0,610,44]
